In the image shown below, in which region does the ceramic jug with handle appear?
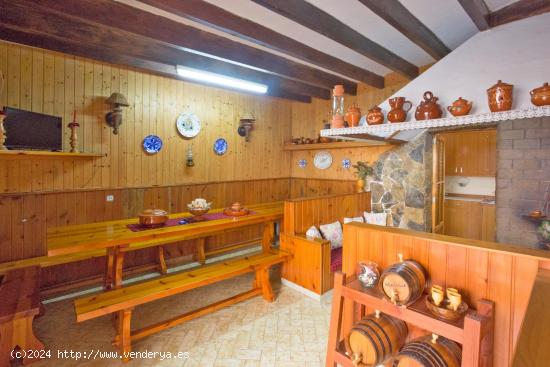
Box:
[387,97,412,123]
[415,91,443,120]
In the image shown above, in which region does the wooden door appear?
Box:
[479,129,497,176]
[432,135,445,234]
[443,133,457,176]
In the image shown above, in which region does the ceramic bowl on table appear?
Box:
[138,209,169,227]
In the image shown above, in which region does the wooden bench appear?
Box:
[280,192,371,296]
[74,249,289,361]
[0,266,45,366]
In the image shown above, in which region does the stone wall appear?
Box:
[369,133,433,231]
[496,117,550,248]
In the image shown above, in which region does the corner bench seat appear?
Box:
[74,249,290,361]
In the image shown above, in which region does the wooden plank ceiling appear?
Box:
[0,0,547,102]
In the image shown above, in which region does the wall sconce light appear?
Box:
[105,92,129,134]
[237,113,255,142]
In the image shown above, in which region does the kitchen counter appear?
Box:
[445,195,495,204]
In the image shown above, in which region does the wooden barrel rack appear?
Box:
[326,272,495,367]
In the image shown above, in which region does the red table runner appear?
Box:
[127,211,255,232]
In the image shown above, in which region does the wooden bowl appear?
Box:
[188,207,209,217]
[138,209,169,227]
[425,295,468,321]
[223,208,250,217]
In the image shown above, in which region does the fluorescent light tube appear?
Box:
[176,65,268,94]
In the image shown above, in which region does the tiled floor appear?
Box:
[32,273,332,367]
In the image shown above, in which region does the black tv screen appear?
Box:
[4,107,62,151]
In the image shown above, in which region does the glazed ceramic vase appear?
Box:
[387,97,412,123]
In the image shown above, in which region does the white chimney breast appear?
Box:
[380,12,550,119]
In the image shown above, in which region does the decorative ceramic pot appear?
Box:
[415,91,443,120]
[530,82,550,106]
[387,97,412,123]
[356,179,365,193]
[366,106,384,125]
[357,261,380,288]
[447,97,473,116]
[487,80,513,112]
[345,104,361,127]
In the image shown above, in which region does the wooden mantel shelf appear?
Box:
[282,141,388,151]
[0,150,103,159]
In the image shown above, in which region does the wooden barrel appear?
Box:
[345,312,408,366]
[393,335,462,367]
[379,258,428,306]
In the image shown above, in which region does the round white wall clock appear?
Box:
[176,112,201,138]
[313,151,333,170]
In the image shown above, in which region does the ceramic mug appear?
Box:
[447,292,462,311]
[446,287,459,298]
[431,288,445,306]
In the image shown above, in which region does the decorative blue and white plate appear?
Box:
[176,112,201,138]
[143,135,163,154]
[213,138,228,155]
[342,159,352,169]
[298,159,307,168]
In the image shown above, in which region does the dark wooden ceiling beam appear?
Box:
[0,4,327,102]
[489,0,550,27]
[457,0,491,30]
[356,0,450,60]
[26,0,357,94]
[137,0,384,88]
[251,0,419,80]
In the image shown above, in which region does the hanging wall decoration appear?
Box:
[186,144,195,167]
[213,138,228,155]
[342,159,352,169]
[176,112,201,138]
[298,159,307,169]
[143,135,163,154]
[237,113,255,142]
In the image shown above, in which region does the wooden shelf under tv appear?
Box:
[0,150,103,159]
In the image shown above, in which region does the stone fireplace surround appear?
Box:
[367,116,549,248]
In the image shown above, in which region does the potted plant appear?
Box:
[353,161,374,193]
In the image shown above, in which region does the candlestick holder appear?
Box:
[67,115,80,153]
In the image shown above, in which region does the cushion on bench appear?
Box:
[330,247,342,273]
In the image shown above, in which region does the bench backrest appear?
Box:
[283,192,371,235]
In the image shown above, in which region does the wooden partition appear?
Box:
[283,191,371,235]
[281,192,370,295]
[341,223,550,367]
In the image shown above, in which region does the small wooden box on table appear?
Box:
[0,266,44,367]
[326,273,494,367]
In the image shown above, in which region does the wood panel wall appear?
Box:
[342,223,550,367]
[290,178,357,198]
[0,41,291,194]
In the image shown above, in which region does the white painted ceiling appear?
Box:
[120,0,497,82]
[484,0,518,11]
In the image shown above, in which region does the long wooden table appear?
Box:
[47,202,283,289]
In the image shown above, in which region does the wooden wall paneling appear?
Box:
[0,196,12,262]
[466,248,489,306]
[510,257,538,350]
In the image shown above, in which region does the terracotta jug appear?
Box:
[530,82,550,106]
[345,104,361,127]
[487,80,513,112]
[366,106,384,125]
[387,97,412,123]
[415,91,443,121]
[447,97,472,117]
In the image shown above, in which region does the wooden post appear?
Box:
[157,246,167,275]
[195,238,206,265]
[116,309,133,362]
[326,272,346,367]
[262,221,275,252]
[113,246,125,289]
[104,247,115,290]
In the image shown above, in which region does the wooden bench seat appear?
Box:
[74,249,290,361]
[0,266,45,365]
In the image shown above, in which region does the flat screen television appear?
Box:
[3,107,62,151]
